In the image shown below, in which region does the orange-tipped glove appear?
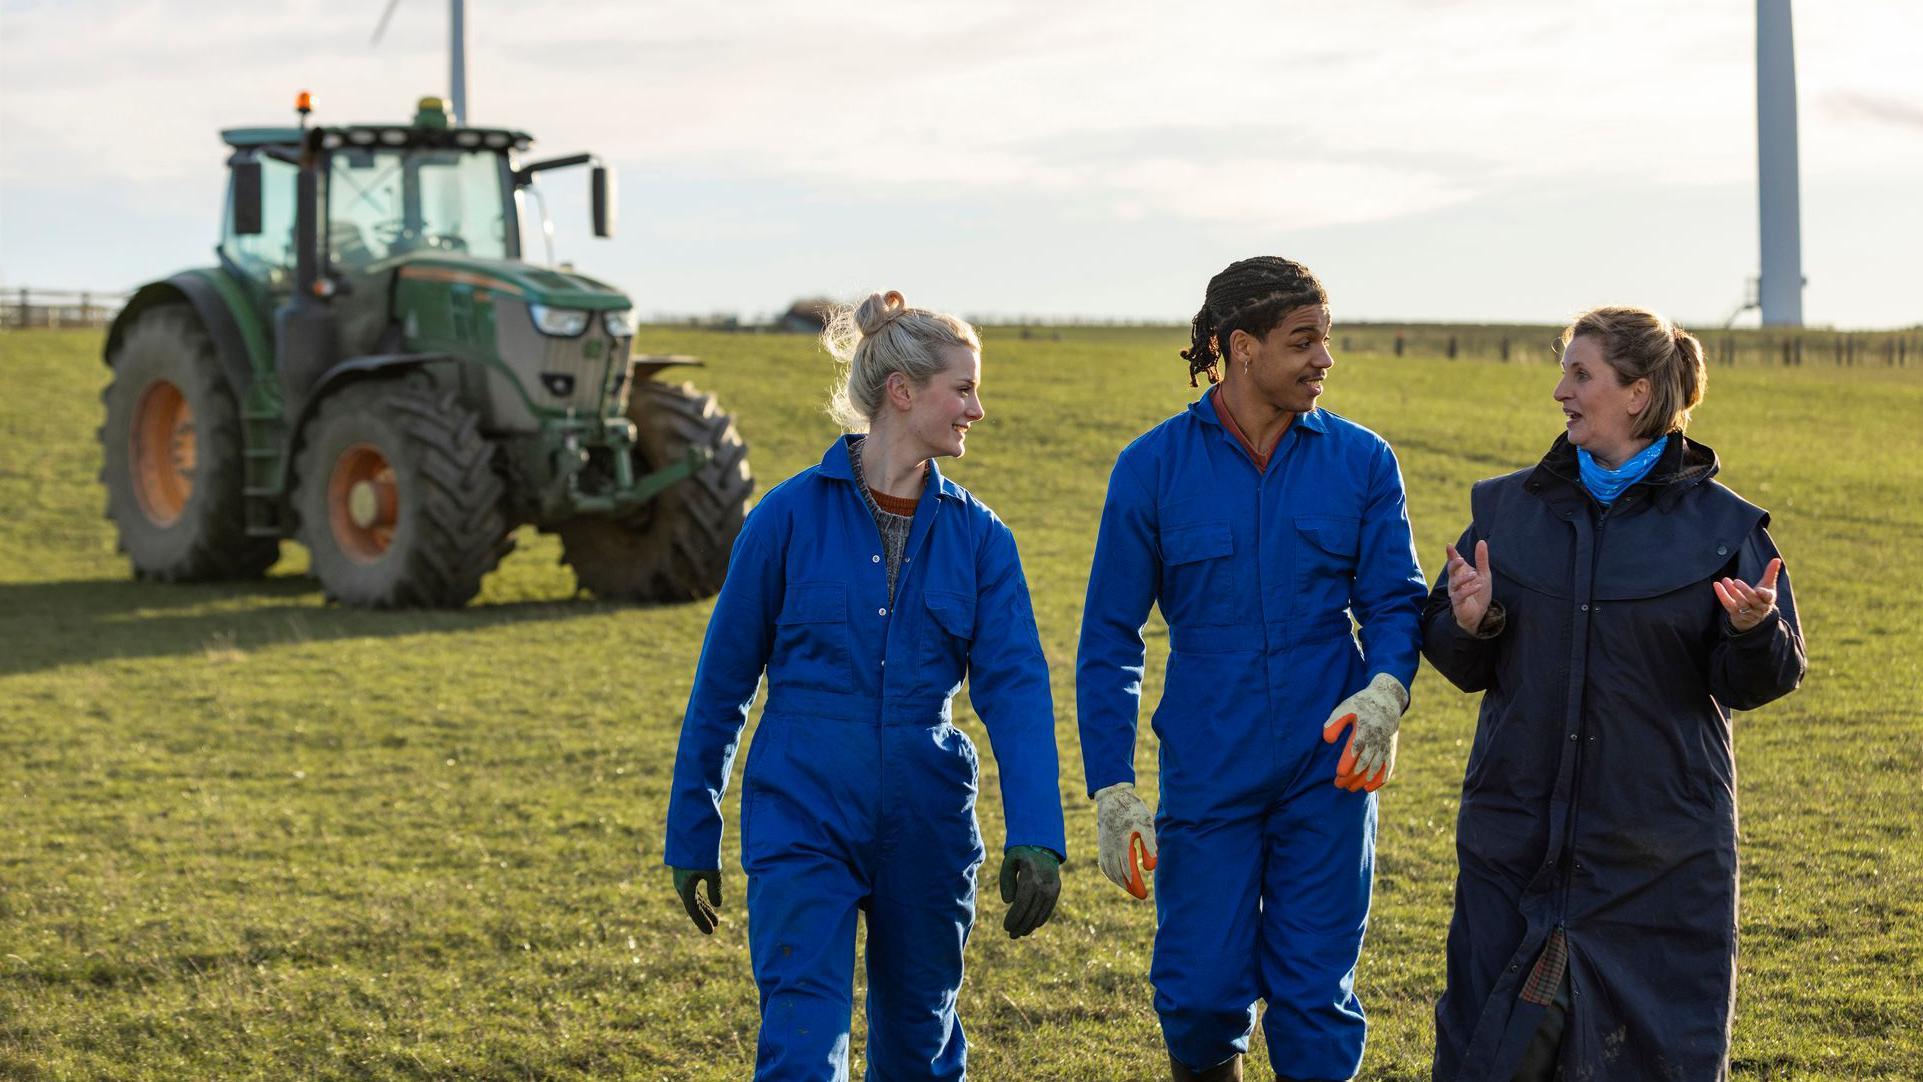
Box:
[1320,672,1410,792]
[1094,782,1158,899]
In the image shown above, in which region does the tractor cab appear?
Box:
[219,98,610,338]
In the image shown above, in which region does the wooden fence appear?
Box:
[1327,323,1920,368]
[1,288,128,330]
[969,318,1920,368]
[9,292,1916,367]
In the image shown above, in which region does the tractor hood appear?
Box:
[384,253,631,311]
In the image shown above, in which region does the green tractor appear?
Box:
[101,95,752,607]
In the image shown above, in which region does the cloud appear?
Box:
[1820,90,1923,131]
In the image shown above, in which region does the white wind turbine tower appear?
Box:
[371,0,468,125]
[1756,0,1804,326]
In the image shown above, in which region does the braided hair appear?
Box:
[1180,257,1329,387]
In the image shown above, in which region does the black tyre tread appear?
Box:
[560,380,753,602]
[100,304,279,581]
[294,381,508,608]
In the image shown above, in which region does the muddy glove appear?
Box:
[998,845,1062,939]
[671,867,722,934]
[1094,782,1159,899]
[1320,672,1410,793]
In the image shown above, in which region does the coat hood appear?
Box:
[1531,433,1720,509]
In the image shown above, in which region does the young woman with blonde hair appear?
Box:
[664,291,1066,1080]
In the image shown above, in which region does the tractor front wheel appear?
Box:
[100,304,279,581]
[294,380,509,608]
[558,380,752,602]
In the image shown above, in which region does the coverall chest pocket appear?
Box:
[1159,522,1237,626]
[1292,514,1359,597]
[919,589,976,691]
[774,582,851,688]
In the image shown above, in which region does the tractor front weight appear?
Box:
[519,411,713,522]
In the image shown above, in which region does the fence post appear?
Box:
[1500,337,1510,361]
[16,287,27,329]
[1446,335,1458,359]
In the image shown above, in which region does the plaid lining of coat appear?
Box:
[1520,927,1568,1006]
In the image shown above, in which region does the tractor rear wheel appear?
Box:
[100,304,279,581]
[558,380,752,602]
[294,379,509,608]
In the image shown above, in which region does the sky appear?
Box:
[2,0,1919,328]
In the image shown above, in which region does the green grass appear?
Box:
[2,325,1919,1080]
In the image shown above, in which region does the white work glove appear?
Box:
[1319,672,1409,793]
[1093,781,1158,899]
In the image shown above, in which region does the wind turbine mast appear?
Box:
[371,0,469,124]
[450,0,466,125]
[1756,0,1803,326]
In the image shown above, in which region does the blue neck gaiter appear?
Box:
[1577,435,1668,505]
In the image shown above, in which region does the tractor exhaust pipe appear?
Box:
[276,123,339,405]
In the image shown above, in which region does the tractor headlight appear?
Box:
[529,303,590,337]
[602,309,633,338]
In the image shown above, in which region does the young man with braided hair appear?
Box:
[1076,257,1426,1081]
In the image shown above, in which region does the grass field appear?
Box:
[2,325,1919,1080]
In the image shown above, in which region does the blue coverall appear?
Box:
[665,436,1067,1082]
[1076,390,1425,1079]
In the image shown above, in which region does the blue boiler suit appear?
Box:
[665,436,1067,1082]
[1076,391,1426,1078]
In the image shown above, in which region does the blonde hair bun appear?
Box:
[855,291,909,337]
[821,291,980,432]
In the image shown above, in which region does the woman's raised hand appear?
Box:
[1445,540,1495,634]
[1713,557,1782,633]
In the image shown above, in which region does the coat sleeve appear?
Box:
[1075,455,1160,797]
[1421,517,1504,693]
[968,519,1068,861]
[1352,440,1428,692]
[663,502,785,870]
[1708,522,1806,710]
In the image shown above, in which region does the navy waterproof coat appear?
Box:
[1423,435,1805,1082]
[665,437,1066,1080]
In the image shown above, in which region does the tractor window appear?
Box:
[221,154,299,290]
[326,148,510,270]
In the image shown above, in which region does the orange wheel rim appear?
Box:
[326,442,399,563]
[131,380,196,527]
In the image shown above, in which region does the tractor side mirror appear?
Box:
[591,165,616,239]
[232,160,264,236]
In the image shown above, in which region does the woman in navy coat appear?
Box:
[663,292,1067,1081]
[1423,307,1806,1081]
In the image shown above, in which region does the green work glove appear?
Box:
[671,867,722,935]
[997,845,1062,939]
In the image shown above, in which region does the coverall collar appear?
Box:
[819,434,966,504]
[1192,386,1329,436]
